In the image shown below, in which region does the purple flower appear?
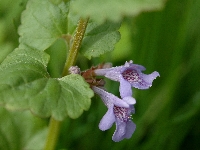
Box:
[94,60,160,98]
[92,86,136,142]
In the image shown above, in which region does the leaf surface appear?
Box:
[0,48,93,120]
[71,0,166,23]
[0,107,47,150]
[80,21,121,59]
[18,0,121,58]
[18,0,69,50]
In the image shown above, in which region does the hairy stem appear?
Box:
[44,18,89,150]
[62,18,89,76]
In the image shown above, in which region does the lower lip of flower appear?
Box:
[113,106,131,122]
[122,69,142,83]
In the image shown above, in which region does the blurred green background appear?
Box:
[0,0,200,149]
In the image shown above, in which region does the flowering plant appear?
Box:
[83,61,160,141]
[0,0,163,149]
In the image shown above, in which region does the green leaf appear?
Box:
[0,107,47,150]
[80,21,121,59]
[46,38,67,78]
[18,0,121,58]
[0,108,19,150]
[24,128,48,150]
[28,75,93,120]
[0,48,94,121]
[18,0,70,50]
[70,0,166,23]
[0,0,27,44]
[0,43,14,64]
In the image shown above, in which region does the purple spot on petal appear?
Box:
[113,106,131,122]
[122,69,148,87]
[122,69,141,83]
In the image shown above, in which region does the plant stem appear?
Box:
[62,18,89,76]
[44,18,89,150]
[44,118,61,150]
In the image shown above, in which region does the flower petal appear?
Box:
[99,107,115,131]
[105,70,121,82]
[112,98,129,108]
[92,86,129,108]
[130,105,135,114]
[123,97,136,105]
[130,71,160,89]
[94,66,122,77]
[130,63,146,71]
[112,119,126,142]
[94,68,111,76]
[143,71,160,83]
[119,78,132,98]
[123,121,136,139]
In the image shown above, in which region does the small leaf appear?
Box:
[0,48,94,121]
[71,0,166,23]
[80,21,121,59]
[18,0,70,50]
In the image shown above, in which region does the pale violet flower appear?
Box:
[94,60,160,98]
[92,86,136,142]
